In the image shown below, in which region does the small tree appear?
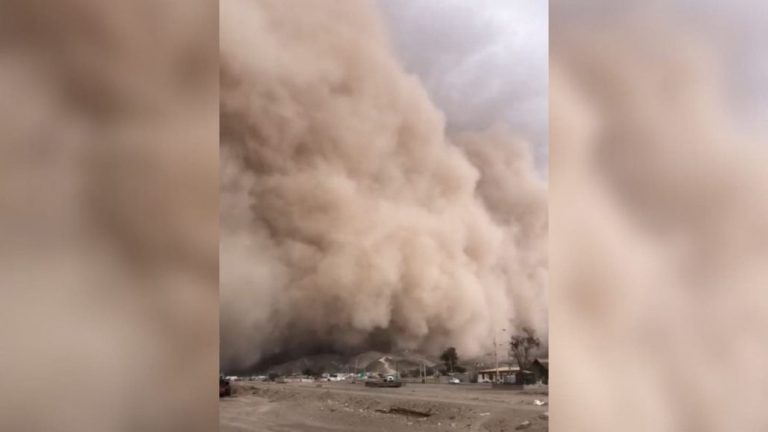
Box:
[509,327,541,372]
[440,347,459,373]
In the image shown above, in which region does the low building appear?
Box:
[477,366,539,385]
[477,366,520,383]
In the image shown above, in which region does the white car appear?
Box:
[448,377,461,384]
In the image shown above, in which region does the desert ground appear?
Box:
[220,381,548,432]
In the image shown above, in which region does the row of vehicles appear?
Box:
[220,373,465,397]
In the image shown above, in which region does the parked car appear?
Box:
[219,376,232,397]
[365,378,404,388]
[448,377,461,384]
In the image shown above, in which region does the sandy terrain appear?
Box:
[220,381,548,432]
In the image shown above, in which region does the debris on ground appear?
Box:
[222,381,549,432]
[515,420,532,430]
[375,407,432,418]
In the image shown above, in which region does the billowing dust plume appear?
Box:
[220,0,547,371]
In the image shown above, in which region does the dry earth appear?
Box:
[220,381,548,432]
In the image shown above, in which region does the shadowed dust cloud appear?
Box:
[220,0,547,371]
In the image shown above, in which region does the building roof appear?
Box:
[477,366,521,373]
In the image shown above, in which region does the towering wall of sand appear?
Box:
[220,0,547,371]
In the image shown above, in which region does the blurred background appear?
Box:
[551,1,768,431]
[0,1,218,431]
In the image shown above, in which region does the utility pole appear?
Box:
[491,327,508,383]
[501,328,508,372]
[493,333,499,383]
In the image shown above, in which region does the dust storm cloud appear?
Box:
[220,0,547,371]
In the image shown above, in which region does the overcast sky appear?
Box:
[375,0,549,170]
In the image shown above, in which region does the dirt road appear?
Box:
[220,381,548,432]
